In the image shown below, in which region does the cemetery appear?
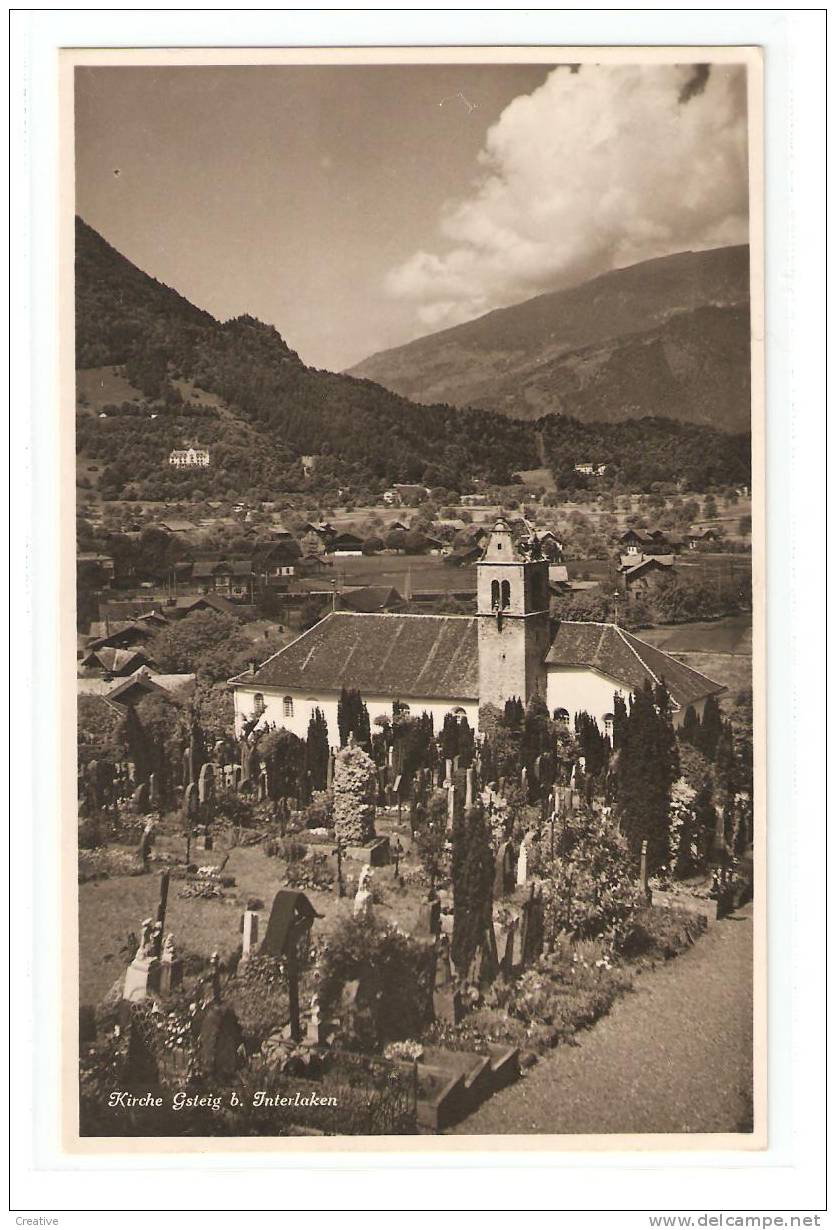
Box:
[77,686,753,1136]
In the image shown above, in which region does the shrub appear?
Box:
[537,808,645,948]
[285,851,333,891]
[620,906,707,959]
[317,912,435,1051]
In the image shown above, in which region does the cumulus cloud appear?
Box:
[386,64,749,331]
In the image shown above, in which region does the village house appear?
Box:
[168,446,210,468]
[688,528,719,550]
[191,559,256,602]
[574,462,607,477]
[326,529,365,557]
[77,666,196,710]
[617,528,681,557]
[78,645,156,677]
[251,540,302,589]
[231,519,723,745]
[390,483,431,505]
[617,553,675,595]
[77,552,115,589]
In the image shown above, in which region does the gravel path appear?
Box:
[451,905,753,1135]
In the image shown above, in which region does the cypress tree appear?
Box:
[440,712,459,763]
[698,694,724,760]
[451,801,494,978]
[714,720,738,843]
[679,704,701,748]
[305,707,330,791]
[612,692,628,751]
[337,687,370,748]
[614,680,678,871]
[693,780,718,869]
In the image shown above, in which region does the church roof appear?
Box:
[232,611,480,700]
[545,621,725,708]
[231,612,724,711]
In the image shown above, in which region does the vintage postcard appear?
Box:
[63,44,765,1152]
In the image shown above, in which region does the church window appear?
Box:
[283,696,294,717]
[603,712,614,739]
[253,693,265,717]
[500,579,511,609]
[554,707,570,728]
[491,579,500,610]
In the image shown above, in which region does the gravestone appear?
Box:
[198,762,215,806]
[353,865,374,921]
[500,918,517,976]
[639,839,650,900]
[196,1006,244,1079]
[148,773,158,808]
[446,785,457,831]
[520,766,528,799]
[158,933,183,997]
[137,820,155,866]
[122,918,160,1003]
[465,767,476,811]
[493,842,509,898]
[516,836,530,886]
[132,781,148,813]
[417,892,441,938]
[241,910,259,961]
[183,782,199,819]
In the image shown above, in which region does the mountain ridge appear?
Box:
[347,245,751,431]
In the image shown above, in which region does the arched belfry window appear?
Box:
[500,579,511,610]
[491,579,500,610]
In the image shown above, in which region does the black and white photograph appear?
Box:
[69,47,763,1145]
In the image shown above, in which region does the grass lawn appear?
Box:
[332,554,476,594]
[78,813,426,1007]
[639,615,752,703]
[639,614,752,655]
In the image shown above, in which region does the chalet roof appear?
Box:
[618,554,675,573]
[231,611,480,700]
[328,530,364,549]
[176,594,238,617]
[98,601,170,623]
[192,559,253,578]
[159,519,197,533]
[79,646,153,674]
[86,621,155,651]
[545,622,725,708]
[339,585,404,614]
[77,669,195,707]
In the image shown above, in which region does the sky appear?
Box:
[75,62,749,372]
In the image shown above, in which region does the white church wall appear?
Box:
[546,665,710,731]
[547,665,626,731]
[233,684,479,748]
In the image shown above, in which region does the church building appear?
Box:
[230,519,725,745]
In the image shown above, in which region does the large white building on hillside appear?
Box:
[169,446,210,468]
[230,519,725,746]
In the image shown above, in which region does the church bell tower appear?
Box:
[477,518,551,710]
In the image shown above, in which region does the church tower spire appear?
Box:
[476,518,551,711]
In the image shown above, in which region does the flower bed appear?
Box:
[78,847,147,883]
